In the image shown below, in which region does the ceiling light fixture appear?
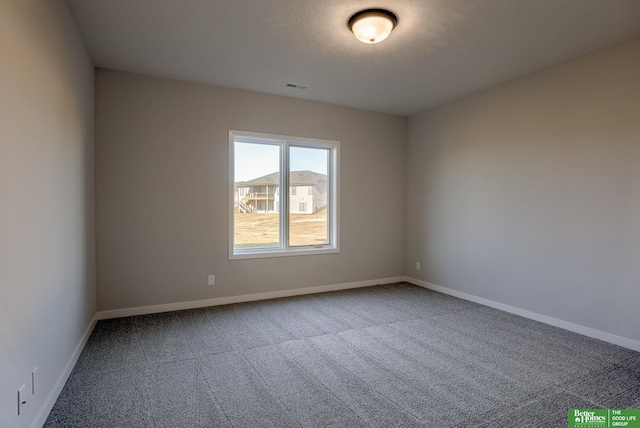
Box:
[348,9,398,44]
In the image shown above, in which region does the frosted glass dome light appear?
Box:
[348,9,398,44]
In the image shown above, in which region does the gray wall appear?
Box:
[406,36,640,343]
[96,70,406,311]
[0,1,95,426]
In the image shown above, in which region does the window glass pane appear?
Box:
[289,146,329,247]
[234,142,280,249]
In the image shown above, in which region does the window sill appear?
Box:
[230,246,339,260]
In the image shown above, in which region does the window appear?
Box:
[230,130,339,259]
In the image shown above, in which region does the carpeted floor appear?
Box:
[45,282,640,427]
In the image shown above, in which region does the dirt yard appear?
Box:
[234,208,328,248]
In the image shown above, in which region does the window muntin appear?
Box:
[230,130,339,259]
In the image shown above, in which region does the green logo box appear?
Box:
[568,409,640,428]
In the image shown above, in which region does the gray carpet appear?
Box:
[45,283,640,427]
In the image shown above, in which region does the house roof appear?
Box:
[238,170,326,187]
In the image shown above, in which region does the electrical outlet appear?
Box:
[207,275,215,286]
[415,262,421,271]
[32,367,38,394]
[18,384,26,415]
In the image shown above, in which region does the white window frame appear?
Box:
[229,130,340,260]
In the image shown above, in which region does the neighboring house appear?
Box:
[236,170,327,214]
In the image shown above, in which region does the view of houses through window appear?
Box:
[230,131,338,258]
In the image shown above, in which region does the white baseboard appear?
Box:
[32,315,97,428]
[96,276,405,320]
[404,276,640,352]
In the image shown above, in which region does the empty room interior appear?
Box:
[2,1,640,427]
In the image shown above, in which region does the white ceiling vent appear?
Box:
[285,83,308,90]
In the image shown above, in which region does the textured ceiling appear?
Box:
[65,0,640,116]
